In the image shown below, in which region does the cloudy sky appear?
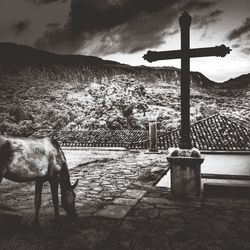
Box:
[0,0,249,82]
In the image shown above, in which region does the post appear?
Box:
[146,111,158,152]
[179,11,192,149]
[149,120,158,152]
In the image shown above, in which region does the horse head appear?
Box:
[62,179,79,218]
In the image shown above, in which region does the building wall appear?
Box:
[202,154,250,175]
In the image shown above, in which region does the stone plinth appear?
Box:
[167,148,204,198]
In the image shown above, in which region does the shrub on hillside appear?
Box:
[198,102,218,118]
[53,114,70,130]
[0,121,21,136]
[0,120,35,137]
[8,105,33,123]
[19,120,35,136]
[106,116,125,130]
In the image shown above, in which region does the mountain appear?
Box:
[0,42,216,87]
[219,73,250,89]
[0,42,119,66]
[0,42,249,136]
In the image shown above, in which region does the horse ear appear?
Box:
[72,179,79,189]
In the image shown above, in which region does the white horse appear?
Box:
[0,136,78,226]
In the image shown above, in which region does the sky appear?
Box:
[0,0,249,82]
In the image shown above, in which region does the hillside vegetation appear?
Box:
[0,42,249,136]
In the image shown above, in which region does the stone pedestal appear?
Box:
[167,148,204,198]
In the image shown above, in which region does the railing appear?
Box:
[126,140,149,149]
[60,141,127,148]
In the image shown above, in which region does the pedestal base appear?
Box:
[167,148,204,198]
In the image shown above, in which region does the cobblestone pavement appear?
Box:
[1,149,250,250]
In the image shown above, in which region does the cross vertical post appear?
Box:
[179,12,192,149]
[143,12,230,151]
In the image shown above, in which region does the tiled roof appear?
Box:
[166,114,249,151]
[129,114,250,151]
[225,114,250,133]
[32,129,148,147]
[32,114,250,151]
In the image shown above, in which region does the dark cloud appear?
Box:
[83,8,178,55]
[27,0,67,5]
[35,0,180,54]
[11,19,31,36]
[182,0,216,11]
[46,22,61,29]
[35,23,73,54]
[209,9,223,18]
[227,17,250,40]
[35,0,220,55]
[34,8,174,55]
[242,47,250,55]
[232,43,240,48]
[193,10,223,29]
[69,0,177,35]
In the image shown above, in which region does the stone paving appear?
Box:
[0,149,250,250]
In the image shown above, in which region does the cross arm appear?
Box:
[189,45,231,58]
[143,50,182,62]
[143,44,231,62]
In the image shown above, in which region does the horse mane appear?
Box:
[60,162,71,188]
[50,138,67,161]
[50,139,72,190]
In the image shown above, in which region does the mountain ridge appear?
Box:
[0,42,219,89]
[1,42,249,89]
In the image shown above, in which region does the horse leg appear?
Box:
[33,179,43,227]
[49,177,61,224]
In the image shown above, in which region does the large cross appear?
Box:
[143,11,231,149]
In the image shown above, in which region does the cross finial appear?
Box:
[179,11,192,26]
[216,44,232,57]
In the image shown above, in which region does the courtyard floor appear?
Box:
[0,148,250,250]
